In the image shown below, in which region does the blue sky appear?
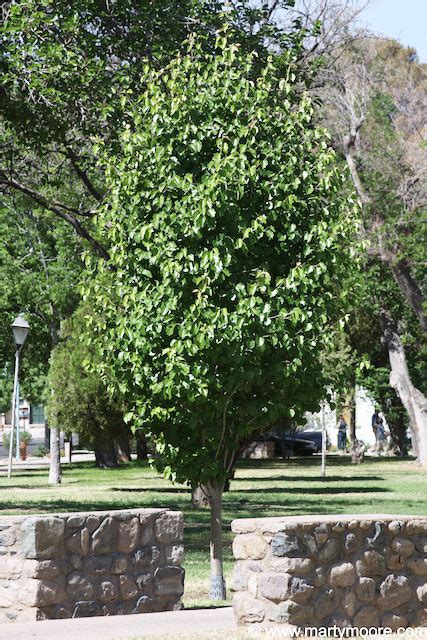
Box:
[360,0,427,62]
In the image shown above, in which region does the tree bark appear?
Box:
[114,432,131,462]
[191,484,210,509]
[94,441,118,468]
[207,480,226,600]
[135,429,148,461]
[390,259,427,334]
[380,309,427,466]
[48,427,62,484]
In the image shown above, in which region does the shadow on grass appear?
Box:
[231,486,390,495]
[232,475,385,483]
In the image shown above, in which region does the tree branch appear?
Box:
[1,175,111,262]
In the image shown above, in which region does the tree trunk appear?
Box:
[380,309,427,466]
[48,427,62,484]
[44,424,51,449]
[207,480,226,600]
[114,432,131,462]
[390,260,427,334]
[135,429,148,461]
[191,484,211,509]
[94,441,118,468]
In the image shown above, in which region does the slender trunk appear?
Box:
[208,480,226,600]
[44,424,51,449]
[380,309,427,466]
[135,429,148,461]
[48,427,62,484]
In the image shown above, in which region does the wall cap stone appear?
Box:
[231,514,426,533]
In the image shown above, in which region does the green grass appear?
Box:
[0,455,425,608]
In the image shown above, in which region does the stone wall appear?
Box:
[0,508,184,622]
[231,514,427,630]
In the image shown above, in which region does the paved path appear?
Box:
[0,607,236,640]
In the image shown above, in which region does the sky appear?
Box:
[360,0,427,62]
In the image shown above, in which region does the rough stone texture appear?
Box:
[0,508,183,623]
[231,514,426,629]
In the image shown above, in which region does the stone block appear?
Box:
[302,534,317,555]
[111,556,128,574]
[232,561,261,591]
[72,601,101,618]
[21,517,65,560]
[329,562,357,588]
[314,524,330,545]
[84,556,111,576]
[258,573,291,602]
[98,579,119,603]
[357,551,386,576]
[233,592,265,624]
[155,512,183,544]
[269,557,313,576]
[387,554,406,571]
[117,518,140,553]
[328,612,351,628]
[19,579,66,607]
[366,522,387,550]
[388,521,405,535]
[133,546,161,569]
[66,573,94,600]
[381,613,408,631]
[66,516,86,529]
[233,534,267,560]
[377,574,412,609]
[270,600,312,624]
[165,544,184,565]
[318,538,339,563]
[353,606,380,628]
[135,573,153,593]
[154,566,184,596]
[391,537,415,557]
[85,516,101,533]
[271,534,300,557]
[345,533,359,553]
[407,558,427,575]
[288,577,315,604]
[132,596,154,613]
[0,528,16,547]
[343,591,358,618]
[0,559,21,580]
[92,518,116,555]
[119,575,138,600]
[406,520,427,535]
[356,577,376,602]
[70,555,82,570]
[23,560,61,580]
[66,528,89,556]
[315,588,339,620]
[416,583,427,604]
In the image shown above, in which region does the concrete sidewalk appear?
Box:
[0,607,236,640]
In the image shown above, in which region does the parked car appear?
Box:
[260,432,318,457]
[296,430,330,453]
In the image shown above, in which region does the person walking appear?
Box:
[376,417,387,455]
[371,410,380,450]
[337,414,348,453]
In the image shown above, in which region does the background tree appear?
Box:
[85,33,357,599]
[318,37,426,463]
[0,199,82,482]
[47,307,132,468]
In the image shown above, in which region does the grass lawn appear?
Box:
[0,455,425,608]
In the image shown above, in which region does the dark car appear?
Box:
[262,432,318,457]
[296,430,329,453]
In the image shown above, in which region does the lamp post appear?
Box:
[7,315,29,479]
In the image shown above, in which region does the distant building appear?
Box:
[0,401,45,432]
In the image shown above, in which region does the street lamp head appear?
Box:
[12,315,30,349]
